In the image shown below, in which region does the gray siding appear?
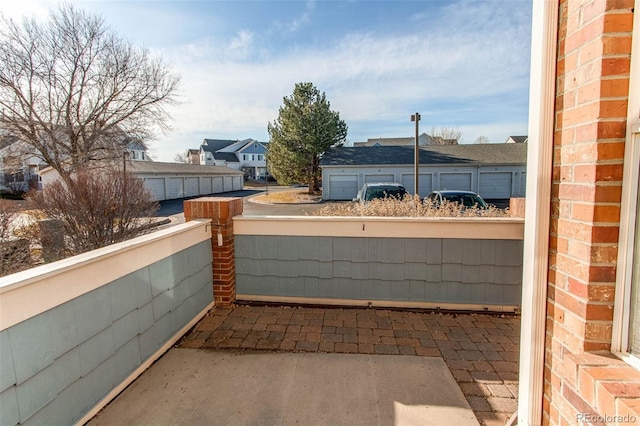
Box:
[0,242,213,425]
[236,235,522,307]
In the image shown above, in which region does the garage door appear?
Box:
[364,174,394,184]
[184,177,199,197]
[401,174,433,198]
[167,178,184,199]
[479,172,513,199]
[439,173,471,191]
[145,178,166,201]
[200,177,212,195]
[233,176,243,190]
[213,177,223,193]
[223,176,233,192]
[328,175,358,200]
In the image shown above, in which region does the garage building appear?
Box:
[320,144,527,206]
[127,161,244,201]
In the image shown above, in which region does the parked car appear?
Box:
[426,190,488,209]
[353,182,408,203]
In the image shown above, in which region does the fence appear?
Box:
[0,220,213,425]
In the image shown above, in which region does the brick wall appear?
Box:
[545,0,638,424]
[184,197,243,307]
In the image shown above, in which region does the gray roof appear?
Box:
[201,139,237,153]
[320,143,527,167]
[506,136,528,143]
[127,161,243,175]
[213,152,240,163]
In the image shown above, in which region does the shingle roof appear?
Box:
[320,143,527,167]
[127,161,243,175]
[201,139,237,153]
[213,152,240,162]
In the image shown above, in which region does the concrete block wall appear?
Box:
[235,235,523,309]
[0,241,213,425]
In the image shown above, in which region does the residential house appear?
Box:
[354,133,457,147]
[320,143,527,204]
[0,136,46,192]
[505,135,528,144]
[198,138,268,179]
[187,149,200,164]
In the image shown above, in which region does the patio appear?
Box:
[175,304,520,426]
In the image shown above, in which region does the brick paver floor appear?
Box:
[178,304,520,426]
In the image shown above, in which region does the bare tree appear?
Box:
[0,4,181,183]
[474,136,490,144]
[174,151,189,163]
[32,169,159,255]
[429,127,462,144]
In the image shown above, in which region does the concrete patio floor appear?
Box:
[88,350,479,426]
[89,304,520,426]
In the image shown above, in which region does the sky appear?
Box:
[3,0,533,162]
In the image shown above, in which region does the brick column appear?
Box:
[184,197,243,307]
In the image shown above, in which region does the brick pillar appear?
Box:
[184,197,243,307]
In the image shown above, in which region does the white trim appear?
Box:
[0,220,211,330]
[612,0,640,367]
[517,0,558,425]
[234,215,525,240]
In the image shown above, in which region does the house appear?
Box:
[187,149,200,164]
[198,138,268,179]
[0,136,47,192]
[504,135,528,144]
[353,132,456,147]
[320,143,527,205]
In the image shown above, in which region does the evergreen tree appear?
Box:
[267,82,347,194]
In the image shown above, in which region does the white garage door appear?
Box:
[364,174,395,184]
[167,178,184,199]
[401,174,433,197]
[479,172,513,199]
[184,177,199,197]
[233,176,243,190]
[439,173,472,191]
[328,175,358,200]
[223,176,233,192]
[200,177,212,195]
[213,177,223,193]
[145,178,166,201]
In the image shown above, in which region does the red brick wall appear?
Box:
[545,0,636,424]
[184,197,243,307]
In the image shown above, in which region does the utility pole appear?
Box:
[411,113,421,196]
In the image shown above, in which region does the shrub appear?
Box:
[310,195,509,218]
[0,199,33,276]
[32,168,159,256]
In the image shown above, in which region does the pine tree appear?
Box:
[267,82,347,194]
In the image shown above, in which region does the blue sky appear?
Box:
[5,0,533,161]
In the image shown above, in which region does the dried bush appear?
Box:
[0,199,33,276]
[32,168,159,256]
[311,195,509,218]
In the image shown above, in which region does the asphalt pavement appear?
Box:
[157,186,328,218]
